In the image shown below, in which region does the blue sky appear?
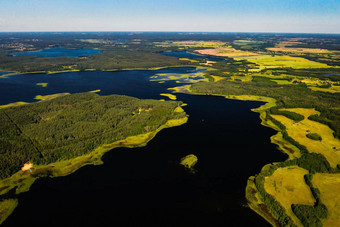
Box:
[1,0,339,33]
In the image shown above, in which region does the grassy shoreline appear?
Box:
[0,112,187,224]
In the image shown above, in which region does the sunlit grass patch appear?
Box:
[180,154,198,171]
[168,85,191,93]
[89,89,101,93]
[36,82,48,87]
[312,173,340,226]
[309,86,340,93]
[0,199,18,225]
[34,93,70,101]
[272,108,340,167]
[174,106,184,113]
[264,166,316,226]
[211,75,225,82]
[160,93,177,100]
[234,55,332,70]
[272,80,293,85]
[0,102,28,109]
[179,58,199,63]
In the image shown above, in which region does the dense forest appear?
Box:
[0,93,186,179]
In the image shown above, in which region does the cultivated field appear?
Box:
[272,108,340,167]
[234,55,332,71]
[264,166,316,226]
[195,47,258,58]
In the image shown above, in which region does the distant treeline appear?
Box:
[0,49,188,73]
[0,93,186,179]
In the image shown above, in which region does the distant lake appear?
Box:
[1,67,283,226]
[11,46,100,58]
[161,51,226,62]
[0,71,10,76]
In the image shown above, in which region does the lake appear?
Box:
[1,67,285,226]
[11,46,100,58]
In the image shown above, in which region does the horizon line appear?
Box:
[0,31,340,35]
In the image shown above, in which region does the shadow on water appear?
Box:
[1,68,285,226]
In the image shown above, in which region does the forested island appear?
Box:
[0,32,340,226]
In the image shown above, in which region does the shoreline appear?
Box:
[0,65,207,78]
[186,90,304,226]
[0,115,188,224]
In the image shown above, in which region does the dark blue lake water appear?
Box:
[161,51,225,62]
[0,71,10,76]
[1,67,284,227]
[11,46,100,58]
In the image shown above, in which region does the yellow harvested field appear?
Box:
[272,108,340,167]
[234,55,332,70]
[155,41,227,49]
[160,93,177,100]
[313,173,340,226]
[172,41,226,48]
[267,47,332,54]
[195,48,258,58]
[264,166,316,226]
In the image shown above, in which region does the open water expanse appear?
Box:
[0,67,286,226]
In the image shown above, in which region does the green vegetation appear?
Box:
[1,32,340,227]
[180,154,198,170]
[0,92,186,180]
[160,93,177,100]
[290,174,328,227]
[307,133,322,141]
[36,83,48,87]
[0,199,18,225]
